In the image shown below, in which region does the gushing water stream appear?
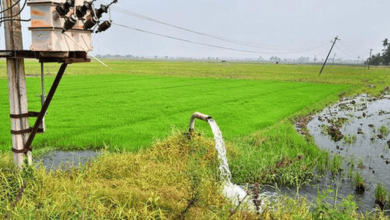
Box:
[208,119,232,181]
[206,117,274,211]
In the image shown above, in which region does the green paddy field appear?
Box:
[1,60,389,219]
[1,61,384,152]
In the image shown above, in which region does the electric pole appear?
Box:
[3,0,32,167]
[333,53,336,65]
[319,36,340,76]
[368,49,373,70]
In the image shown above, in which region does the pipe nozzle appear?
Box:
[189,112,212,132]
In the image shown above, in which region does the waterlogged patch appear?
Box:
[35,150,101,171]
[306,92,390,212]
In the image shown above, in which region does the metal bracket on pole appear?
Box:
[40,62,46,133]
[17,63,68,154]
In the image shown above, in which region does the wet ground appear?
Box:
[292,91,390,213]
[35,150,101,171]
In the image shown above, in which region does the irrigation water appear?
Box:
[303,92,390,212]
[35,150,100,171]
[207,118,275,212]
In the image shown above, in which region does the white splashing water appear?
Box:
[207,119,274,212]
[208,119,232,181]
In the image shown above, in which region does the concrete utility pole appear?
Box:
[333,53,336,65]
[3,0,32,167]
[368,49,373,70]
[319,36,340,76]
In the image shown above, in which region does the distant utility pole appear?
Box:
[333,53,336,65]
[368,49,373,70]
[319,36,340,76]
[3,0,32,167]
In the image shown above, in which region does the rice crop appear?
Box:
[0,67,349,152]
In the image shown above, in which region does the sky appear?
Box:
[10,0,390,61]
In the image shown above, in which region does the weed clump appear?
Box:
[375,183,387,210]
[380,126,389,136]
[0,133,254,219]
[343,134,357,144]
[326,125,344,142]
[353,172,366,194]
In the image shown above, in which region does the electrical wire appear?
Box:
[338,42,367,57]
[0,0,21,14]
[0,1,3,28]
[0,0,27,21]
[98,0,329,52]
[63,32,108,67]
[334,45,355,58]
[0,0,29,25]
[113,22,329,55]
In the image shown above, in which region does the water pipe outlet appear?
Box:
[189,112,212,132]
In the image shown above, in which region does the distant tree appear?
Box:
[382,47,390,65]
[369,53,383,65]
[270,56,281,62]
[297,56,310,63]
[383,38,388,48]
[335,58,343,63]
[368,38,390,65]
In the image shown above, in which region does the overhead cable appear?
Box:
[334,45,357,58]
[99,0,329,52]
[113,23,329,55]
[0,0,29,23]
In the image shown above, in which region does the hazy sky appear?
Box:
[13,0,390,60]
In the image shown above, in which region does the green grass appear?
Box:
[3,60,390,91]
[2,134,380,219]
[0,72,349,152]
[228,122,327,185]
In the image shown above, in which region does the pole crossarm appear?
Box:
[0,50,90,63]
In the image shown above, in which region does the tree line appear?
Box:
[368,39,390,65]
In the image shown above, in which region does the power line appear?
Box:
[0,0,29,23]
[113,23,264,54]
[334,45,356,58]
[99,0,329,52]
[0,0,21,14]
[113,22,328,55]
[338,42,367,57]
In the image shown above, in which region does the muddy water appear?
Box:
[303,92,390,212]
[35,150,100,171]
